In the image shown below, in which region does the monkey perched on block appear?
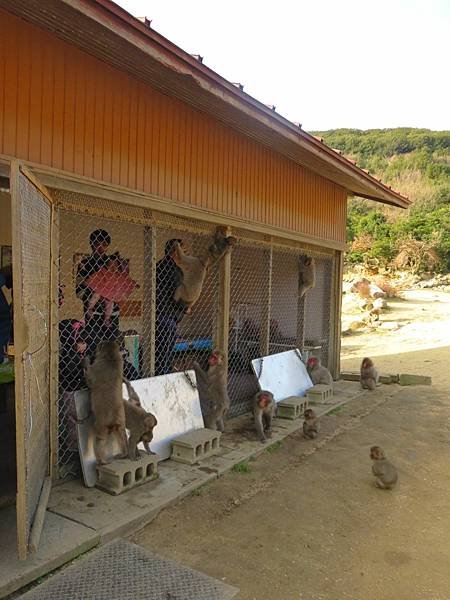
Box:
[123,400,158,460]
[370,446,398,489]
[172,227,237,309]
[303,408,320,439]
[84,341,128,465]
[193,349,230,431]
[306,357,333,386]
[253,390,276,443]
[298,255,316,299]
[360,357,379,390]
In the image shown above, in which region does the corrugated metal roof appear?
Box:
[0,0,410,208]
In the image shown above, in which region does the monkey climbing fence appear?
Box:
[52,189,334,478]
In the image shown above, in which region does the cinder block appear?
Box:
[307,384,334,404]
[96,452,160,496]
[379,374,400,384]
[277,396,308,420]
[340,372,360,382]
[399,373,432,386]
[171,428,222,465]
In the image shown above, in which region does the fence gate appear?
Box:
[11,164,55,560]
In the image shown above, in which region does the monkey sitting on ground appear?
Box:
[253,390,276,443]
[298,255,316,299]
[360,357,379,390]
[172,227,237,309]
[306,356,333,386]
[84,341,128,465]
[123,400,158,460]
[370,445,398,489]
[193,349,230,431]
[303,408,320,439]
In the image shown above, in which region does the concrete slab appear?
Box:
[0,506,99,599]
[47,461,216,542]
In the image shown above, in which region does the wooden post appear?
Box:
[215,228,231,369]
[142,226,156,376]
[259,246,272,356]
[328,250,344,379]
[49,205,60,478]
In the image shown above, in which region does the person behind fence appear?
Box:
[76,229,120,353]
[155,239,189,375]
[0,265,13,363]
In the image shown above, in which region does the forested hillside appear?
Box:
[312,129,450,272]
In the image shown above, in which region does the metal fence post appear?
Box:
[259,246,273,356]
[142,226,156,376]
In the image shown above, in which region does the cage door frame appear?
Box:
[10,162,57,560]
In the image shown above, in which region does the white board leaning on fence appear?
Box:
[251,349,313,403]
[75,370,204,487]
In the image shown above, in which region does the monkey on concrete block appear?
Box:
[298,255,316,299]
[370,445,398,489]
[173,226,237,310]
[193,349,230,432]
[84,341,128,465]
[303,408,320,439]
[306,356,333,386]
[123,400,158,460]
[253,390,276,443]
[360,357,379,390]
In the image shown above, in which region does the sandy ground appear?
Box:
[130,289,450,600]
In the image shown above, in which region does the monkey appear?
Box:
[193,349,230,432]
[370,445,398,489]
[123,400,158,460]
[123,377,141,407]
[360,357,379,390]
[253,390,276,443]
[303,408,320,439]
[298,255,316,299]
[173,227,237,309]
[306,356,333,387]
[83,341,128,465]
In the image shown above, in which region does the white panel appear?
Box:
[251,349,313,403]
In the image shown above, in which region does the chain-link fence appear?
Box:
[53,190,334,478]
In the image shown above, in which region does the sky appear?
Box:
[116,0,450,132]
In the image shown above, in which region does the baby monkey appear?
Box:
[123,400,158,460]
[303,408,320,439]
[253,390,276,443]
[370,445,398,489]
[360,357,379,390]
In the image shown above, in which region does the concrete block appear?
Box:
[96,452,160,496]
[340,372,360,382]
[171,428,222,465]
[399,373,432,386]
[307,384,334,404]
[277,396,308,420]
[379,373,400,384]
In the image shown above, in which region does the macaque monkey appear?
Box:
[193,349,230,431]
[360,357,379,390]
[123,377,141,407]
[84,341,128,465]
[370,446,398,489]
[306,357,333,386]
[173,227,237,309]
[253,390,276,443]
[123,400,158,460]
[298,255,316,299]
[303,408,320,439]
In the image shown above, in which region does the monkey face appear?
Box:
[362,357,373,369]
[208,350,224,367]
[258,393,272,408]
[370,445,385,460]
[307,357,318,369]
[304,409,316,419]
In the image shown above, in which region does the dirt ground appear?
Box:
[130,289,450,600]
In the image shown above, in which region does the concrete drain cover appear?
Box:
[20,539,239,600]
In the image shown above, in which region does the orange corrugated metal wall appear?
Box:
[0,10,347,243]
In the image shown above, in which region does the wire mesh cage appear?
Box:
[52,189,335,477]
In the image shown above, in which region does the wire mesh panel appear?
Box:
[12,169,52,559]
[228,242,271,417]
[55,191,219,478]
